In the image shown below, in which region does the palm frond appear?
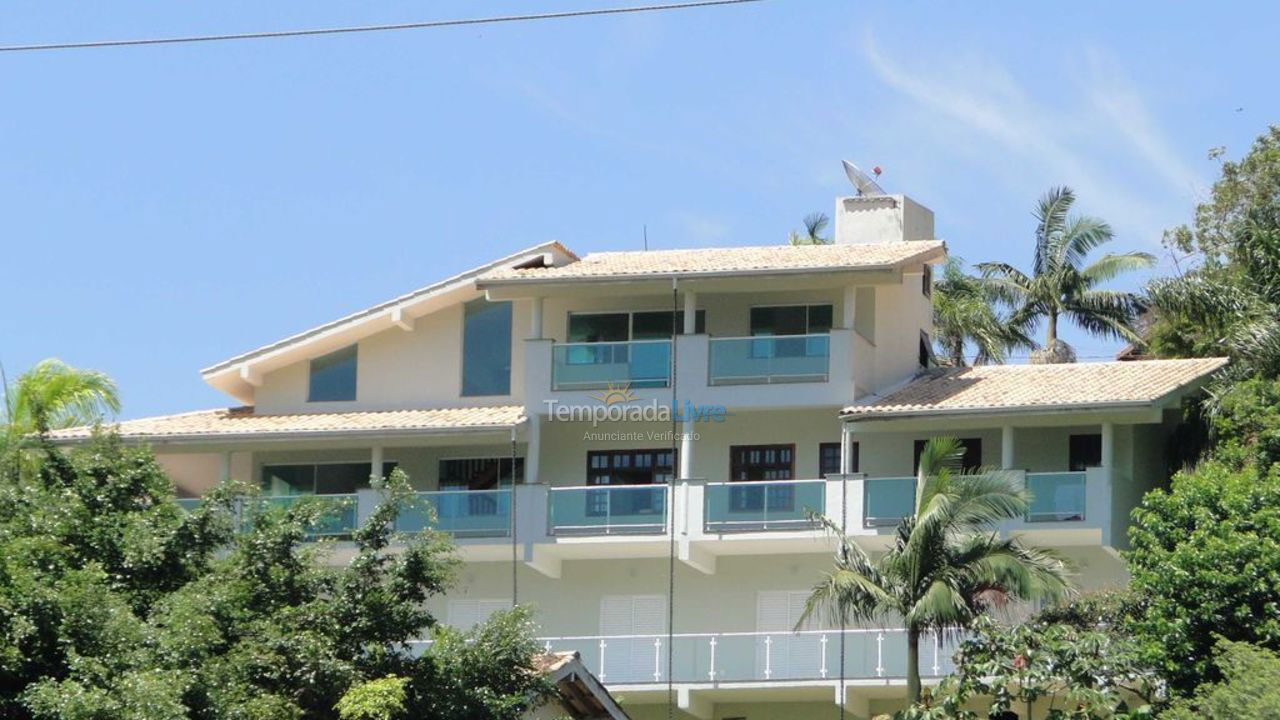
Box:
[1082,251,1156,285]
[1033,186,1076,276]
[1059,215,1116,269]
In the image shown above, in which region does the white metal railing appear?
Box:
[532,628,958,684]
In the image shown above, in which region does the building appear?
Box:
[531,651,630,720]
[51,192,1226,719]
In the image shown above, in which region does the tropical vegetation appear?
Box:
[932,258,1032,366]
[0,389,551,720]
[800,436,1071,703]
[1,358,119,452]
[787,211,832,245]
[978,186,1154,363]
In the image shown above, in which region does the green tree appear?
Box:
[1126,456,1280,697]
[1146,126,1280,381]
[800,437,1071,703]
[788,212,831,245]
[979,186,1154,363]
[1163,639,1280,720]
[0,432,551,720]
[932,258,1032,366]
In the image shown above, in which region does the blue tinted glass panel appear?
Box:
[308,345,357,402]
[462,299,513,396]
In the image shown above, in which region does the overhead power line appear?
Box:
[0,0,766,53]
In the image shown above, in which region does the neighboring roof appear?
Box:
[478,240,945,285]
[534,651,630,720]
[46,405,526,443]
[841,357,1229,421]
[201,241,576,404]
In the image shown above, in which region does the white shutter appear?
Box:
[756,591,822,680]
[448,598,511,629]
[599,595,666,684]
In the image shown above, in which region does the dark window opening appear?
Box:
[913,438,982,473]
[922,264,933,297]
[729,444,796,512]
[1069,434,1102,471]
[462,299,513,396]
[585,449,674,516]
[819,441,858,477]
[750,305,833,336]
[261,461,397,496]
[919,331,933,368]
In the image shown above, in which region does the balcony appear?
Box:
[393,489,512,538]
[862,476,914,528]
[547,485,669,536]
[538,628,958,686]
[240,494,358,537]
[707,334,830,386]
[1025,471,1087,522]
[703,479,826,533]
[551,340,671,391]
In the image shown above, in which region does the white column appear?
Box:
[1101,422,1115,470]
[525,416,541,486]
[679,421,694,479]
[529,296,544,339]
[842,286,857,329]
[371,446,385,480]
[683,291,697,334]
[840,426,854,474]
[1001,426,1015,469]
[218,451,232,484]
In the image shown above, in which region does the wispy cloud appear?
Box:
[858,32,1204,250]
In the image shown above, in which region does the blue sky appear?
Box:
[2,1,1277,419]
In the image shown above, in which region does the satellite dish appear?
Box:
[842,160,885,197]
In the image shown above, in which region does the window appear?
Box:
[448,599,512,629]
[749,305,833,336]
[599,595,668,683]
[919,330,934,368]
[819,441,858,477]
[913,438,982,473]
[462,299,513,396]
[922,264,933,297]
[261,461,397,496]
[1069,434,1102,471]
[586,449,674,516]
[308,345,357,402]
[567,310,705,342]
[729,444,795,513]
[439,457,524,490]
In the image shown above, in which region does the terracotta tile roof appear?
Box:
[841,358,1229,420]
[478,241,945,283]
[532,651,578,674]
[47,405,526,442]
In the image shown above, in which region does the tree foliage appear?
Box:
[0,433,550,720]
[801,437,1070,703]
[979,186,1153,363]
[787,212,831,245]
[1163,639,1280,720]
[932,257,1032,366]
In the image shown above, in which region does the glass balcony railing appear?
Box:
[708,334,830,386]
[704,480,826,533]
[548,485,668,536]
[238,494,358,537]
[537,628,959,685]
[175,497,202,512]
[863,476,916,528]
[551,340,671,390]
[1026,471,1087,522]
[394,489,512,538]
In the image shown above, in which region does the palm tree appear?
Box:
[933,257,1033,366]
[799,437,1071,703]
[1,359,120,445]
[979,186,1155,363]
[788,212,831,245]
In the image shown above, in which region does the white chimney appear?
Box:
[833,194,935,244]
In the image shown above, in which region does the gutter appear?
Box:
[45,420,528,447]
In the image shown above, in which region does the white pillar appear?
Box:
[218,451,232,484]
[840,426,854,474]
[529,296,544,339]
[679,421,694,479]
[525,416,541,486]
[371,446,385,480]
[1001,426,1015,469]
[683,291,698,334]
[1101,422,1115,470]
[842,286,857,329]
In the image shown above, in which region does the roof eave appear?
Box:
[46,420,527,447]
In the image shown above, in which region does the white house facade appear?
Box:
[51,193,1227,719]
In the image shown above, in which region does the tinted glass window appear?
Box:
[1069,434,1102,471]
[807,304,834,332]
[819,442,857,476]
[568,313,629,342]
[632,310,706,339]
[751,305,833,335]
[439,457,525,490]
[914,438,982,473]
[262,462,395,495]
[308,345,357,402]
[462,299,513,396]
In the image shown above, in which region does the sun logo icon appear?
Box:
[591,382,637,406]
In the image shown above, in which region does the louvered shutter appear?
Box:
[599,595,666,683]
